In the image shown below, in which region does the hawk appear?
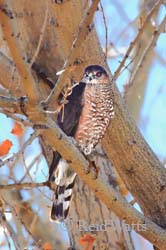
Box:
[49,65,114,221]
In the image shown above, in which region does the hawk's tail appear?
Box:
[50,180,76,221]
[50,158,76,222]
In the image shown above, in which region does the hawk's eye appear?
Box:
[96,71,102,77]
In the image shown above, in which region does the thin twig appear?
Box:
[114,0,163,79]
[124,17,166,95]
[0,181,49,190]
[0,201,21,249]
[0,132,37,168]
[19,154,42,183]
[20,153,52,201]
[0,211,21,250]
[0,95,28,104]
[100,1,108,60]
[0,51,13,66]
[29,2,49,67]
[130,199,136,206]
[0,111,32,127]
[42,0,100,106]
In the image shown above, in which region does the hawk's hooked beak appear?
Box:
[82,73,93,83]
[88,73,93,81]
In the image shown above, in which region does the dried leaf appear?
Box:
[43,242,53,250]
[0,139,13,156]
[11,122,23,136]
[79,233,96,250]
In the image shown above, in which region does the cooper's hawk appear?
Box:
[49,65,114,221]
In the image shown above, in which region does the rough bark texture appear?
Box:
[102,87,166,227]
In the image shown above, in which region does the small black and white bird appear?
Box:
[49,65,114,221]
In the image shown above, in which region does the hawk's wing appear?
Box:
[49,82,86,180]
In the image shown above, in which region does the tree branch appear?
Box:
[0,1,39,102]
[29,1,49,68]
[0,51,54,102]
[43,0,100,106]
[34,120,166,250]
[124,17,166,97]
[0,181,49,190]
[0,211,21,250]
[0,132,37,168]
[0,95,25,113]
[1,121,166,250]
[114,0,162,79]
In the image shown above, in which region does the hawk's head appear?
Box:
[82,65,109,85]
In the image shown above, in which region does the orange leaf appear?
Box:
[0,139,13,156]
[79,233,96,250]
[43,242,53,250]
[11,122,23,136]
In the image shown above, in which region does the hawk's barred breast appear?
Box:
[75,82,114,155]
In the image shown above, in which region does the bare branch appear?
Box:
[0,95,28,105]
[19,154,43,183]
[0,51,25,95]
[0,51,54,103]
[34,119,166,250]
[114,0,163,79]
[43,0,100,106]
[0,95,26,113]
[0,181,49,190]
[29,2,49,67]
[0,132,37,168]
[0,111,32,127]
[124,17,166,96]
[1,120,166,250]
[0,1,39,102]
[2,193,63,249]
[0,212,21,250]
[100,1,108,60]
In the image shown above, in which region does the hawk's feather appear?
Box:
[49,82,86,180]
[49,82,86,221]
